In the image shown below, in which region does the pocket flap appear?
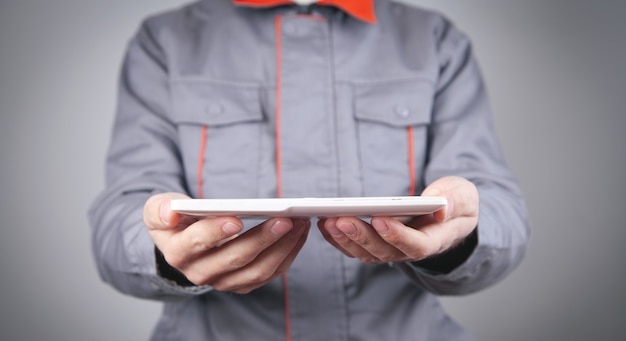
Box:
[171,80,263,126]
[354,79,433,127]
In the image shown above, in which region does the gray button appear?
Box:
[207,104,223,115]
[394,105,411,118]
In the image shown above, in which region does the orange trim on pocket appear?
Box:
[197,125,208,198]
[407,126,416,196]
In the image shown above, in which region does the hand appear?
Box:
[318,176,478,264]
[143,193,310,294]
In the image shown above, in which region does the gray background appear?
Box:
[1,0,624,340]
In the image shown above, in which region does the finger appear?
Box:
[421,182,449,223]
[271,220,310,276]
[158,217,244,270]
[335,217,407,263]
[180,218,294,285]
[318,218,354,257]
[374,215,478,261]
[220,221,311,294]
[322,217,395,263]
[143,192,190,230]
[371,217,440,261]
[374,212,477,262]
[318,217,366,258]
[403,214,437,230]
[411,215,478,252]
[421,176,479,223]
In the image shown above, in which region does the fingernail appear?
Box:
[270,220,292,235]
[222,222,241,234]
[372,219,390,236]
[338,221,357,236]
[424,188,441,197]
[160,202,170,225]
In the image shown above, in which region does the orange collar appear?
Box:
[233,0,376,23]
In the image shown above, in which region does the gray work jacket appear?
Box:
[89,0,530,340]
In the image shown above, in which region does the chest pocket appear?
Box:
[353,78,434,196]
[170,80,266,199]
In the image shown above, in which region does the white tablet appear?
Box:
[170,196,446,218]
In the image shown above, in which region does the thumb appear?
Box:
[421,176,479,223]
[143,192,190,230]
[421,179,454,223]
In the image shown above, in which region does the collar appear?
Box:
[232,0,376,23]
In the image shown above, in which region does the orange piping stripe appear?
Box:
[197,125,208,198]
[282,273,291,341]
[275,15,290,341]
[407,126,416,196]
[275,15,283,199]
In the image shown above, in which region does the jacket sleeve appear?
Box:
[394,17,531,295]
[88,21,212,300]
